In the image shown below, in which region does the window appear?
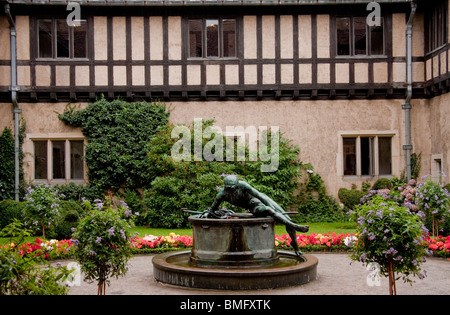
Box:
[425,0,448,53]
[33,140,85,182]
[188,18,236,58]
[342,136,392,177]
[336,16,385,56]
[38,18,87,59]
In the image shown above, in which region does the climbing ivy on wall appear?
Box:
[0,116,25,201]
[59,97,169,192]
[0,127,15,201]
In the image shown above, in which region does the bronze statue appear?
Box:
[200,175,309,260]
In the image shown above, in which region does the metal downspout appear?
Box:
[5,3,21,201]
[403,0,417,182]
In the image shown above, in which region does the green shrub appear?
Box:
[0,220,72,295]
[50,200,85,240]
[294,170,345,223]
[338,188,366,211]
[350,196,428,294]
[294,196,344,223]
[72,199,135,295]
[0,200,24,229]
[372,178,392,190]
[143,120,308,228]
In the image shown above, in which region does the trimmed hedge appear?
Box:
[0,200,83,239]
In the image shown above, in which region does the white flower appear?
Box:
[143,234,158,242]
[307,170,313,174]
[344,235,358,247]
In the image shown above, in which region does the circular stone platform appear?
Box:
[152,250,318,290]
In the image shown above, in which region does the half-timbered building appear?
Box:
[0,0,449,198]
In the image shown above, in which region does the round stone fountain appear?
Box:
[152,216,318,290]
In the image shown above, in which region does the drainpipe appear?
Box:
[402,0,417,182]
[5,3,21,201]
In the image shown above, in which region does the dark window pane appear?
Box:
[370,17,384,55]
[354,17,367,55]
[337,17,350,56]
[222,19,236,57]
[73,20,87,58]
[206,19,219,57]
[189,19,203,57]
[70,141,84,179]
[343,138,356,175]
[52,141,65,179]
[56,19,70,58]
[38,19,53,58]
[360,137,374,176]
[378,137,392,175]
[34,141,47,179]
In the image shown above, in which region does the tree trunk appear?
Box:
[388,261,397,295]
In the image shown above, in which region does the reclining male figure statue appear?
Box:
[200,175,309,261]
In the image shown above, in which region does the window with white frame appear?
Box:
[33,139,85,182]
[342,135,392,177]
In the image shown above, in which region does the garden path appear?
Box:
[63,253,450,295]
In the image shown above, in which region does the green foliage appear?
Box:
[415,177,450,237]
[294,170,345,223]
[0,220,72,295]
[338,187,366,211]
[0,200,24,229]
[372,178,392,191]
[349,196,428,288]
[243,132,304,210]
[72,198,135,295]
[143,120,308,228]
[50,200,85,240]
[23,184,61,239]
[0,128,15,201]
[59,97,170,192]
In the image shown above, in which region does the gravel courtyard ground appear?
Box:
[63,252,450,295]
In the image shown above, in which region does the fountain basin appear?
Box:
[189,216,278,268]
[153,250,317,290]
[152,216,318,290]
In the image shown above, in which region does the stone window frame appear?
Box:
[29,135,86,185]
[337,130,399,179]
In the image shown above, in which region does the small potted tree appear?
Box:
[350,196,428,295]
[72,198,135,295]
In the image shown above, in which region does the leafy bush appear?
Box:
[372,178,392,191]
[50,200,84,240]
[72,198,135,295]
[23,184,61,239]
[338,188,366,211]
[0,200,24,229]
[349,196,428,294]
[294,170,345,223]
[59,97,169,192]
[0,220,72,295]
[143,121,308,228]
[415,177,450,238]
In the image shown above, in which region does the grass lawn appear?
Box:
[0,222,356,246]
[131,221,357,237]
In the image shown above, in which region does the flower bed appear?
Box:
[2,238,74,260]
[2,232,449,259]
[423,235,450,258]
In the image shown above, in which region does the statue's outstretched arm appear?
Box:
[209,190,224,211]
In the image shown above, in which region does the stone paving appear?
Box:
[63,252,450,295]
